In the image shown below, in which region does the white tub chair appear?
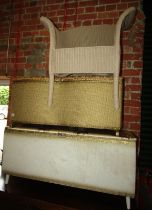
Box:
[40,7,136,110]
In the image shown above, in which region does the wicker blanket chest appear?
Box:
[11,76,122,131]
[2,127,136,210]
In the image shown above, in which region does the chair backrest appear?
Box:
[55,25,115,49]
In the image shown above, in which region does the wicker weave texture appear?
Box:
[11,77,122,130]
[40,7,136,110]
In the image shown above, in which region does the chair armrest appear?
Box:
[114,7,136,46]
[40,16,56,49]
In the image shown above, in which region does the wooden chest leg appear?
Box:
[126,196,131,210]
[5,174,10,185]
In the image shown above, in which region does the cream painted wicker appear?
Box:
[11,76,122,130]
[3,127,136,210]
[40,7,136,110]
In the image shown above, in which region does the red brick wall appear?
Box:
[0,0,144,137]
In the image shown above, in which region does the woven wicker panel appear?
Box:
[11,76,122,130]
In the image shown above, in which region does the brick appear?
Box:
[11,57,26,63]
[123,60,134,69]
[24,50,32,56]
[123,54,142,61]
[59,15,77,22]
[24,20,40,26]
[133,61,143,68]
[21,25,38,31]
[128,2,139,7]
[123,121,130,129]
[24,63,32,69]
[13,8,24,15]
[98,11,119,19]
[93,19,102,25]
[43,4,61,11]
[26,7,42,13]
[47,0,62,4]
[14,2,25,9]
[0,63,6,71]
[99,0,120,4]
[121,0,138,2]
[131,93,141,100]
[97,12,108,19]
[79,0,97,7]
[124,91,131,100]
[126,84,141,92]
[0,52,6,57]
[66,9,75,15]
[34,37,43,42]
[31,31,40,36]
[136,10,145,20]
[124,100,140,107]
[73,21,81,27]
[78,13,96,20]
[38,30,48,36]
[125,77,141,85]
[123,45,134,54]
[124,114,140,122]
[22,32,32,37]
[130,123,140,131]
[130,107,141,115]
[29,0,38,7]
[23,14,31,20]
[133,46,143,54]
[61,23,73,30]
[124,106,130,114]
[14,63,25,70]
[42,37,50,42]
[106,4,116,11]
[85,7,96,13]
[36,63,46,69]
[117,3,128,10]
[123,69,141,77]
[103,19,113,24]
[96,6,106,12]
[39,12,47,17]
[66,2,78,9]
[82,20,92,26]
[77,8,85,14]
[46,11,57,17]
[0,57,7,63]
[131,77,141,84]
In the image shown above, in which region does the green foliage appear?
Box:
[0,86,9,105]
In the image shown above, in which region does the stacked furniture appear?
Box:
[2,7,136,210]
